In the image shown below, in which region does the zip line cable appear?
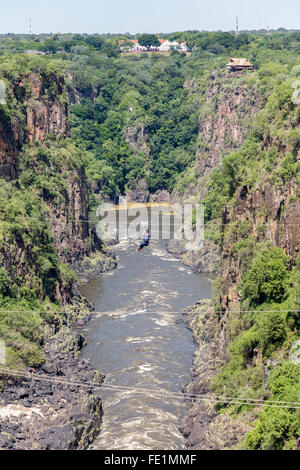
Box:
[0,367,299,410]
[0,308,299,315]
[3,216,300,227]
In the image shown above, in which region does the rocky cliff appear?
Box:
[0,72,69,180]
[1,69,114,270]
[169,71,262,273]
[220,180,300,310]
[195,72,261,191]
[173,71,262,202]
[0,65,114,449]
[181,72,300,450]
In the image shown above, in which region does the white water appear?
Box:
[80,239,213,450]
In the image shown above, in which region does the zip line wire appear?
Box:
[0,308,299,315]
[2,216,300,226]
[0,367,299,410]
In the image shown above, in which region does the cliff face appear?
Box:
[48,166,90,263]
[181,73,300,450]
[28,74,91,264]
[0,70,109,304]
[181,180,300,448]
[169,72,262,273]
[195,73,261,186]
[23,148,94,265]
[26,74,69,144]
[173,72,262,203]
[124,124,150,162]
[0,73,69,181]
[220,179,300,310]
[124,124,151,202]
[0,119,23,180]
[180,300,249,450]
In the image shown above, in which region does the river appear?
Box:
[80,238,213,450]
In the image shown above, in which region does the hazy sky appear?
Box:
[1,0,300,34]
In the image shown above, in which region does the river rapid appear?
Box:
[80,238,212,450]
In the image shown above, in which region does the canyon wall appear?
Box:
[0,71,98,265]
[220,180,300,310]
[169,71,263,273]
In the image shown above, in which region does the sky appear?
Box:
[1,0,300,34]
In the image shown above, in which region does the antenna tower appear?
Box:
[235,16,239,38]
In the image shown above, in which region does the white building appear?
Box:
[119,39,147,52]
[120,38,189,53]
[158,39,189,52]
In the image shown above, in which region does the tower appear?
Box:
[29,18,32,35]
[235,16,239,38]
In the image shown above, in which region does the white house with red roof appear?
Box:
[120,38,189,53]
[119,39,147,51]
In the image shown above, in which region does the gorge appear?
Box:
[0,30,300,450]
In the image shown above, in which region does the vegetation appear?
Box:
[200,55,300,448]
[1,29,300,448]
[138,34,160,49]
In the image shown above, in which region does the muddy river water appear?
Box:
[80,238,212,450]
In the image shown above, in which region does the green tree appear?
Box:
[138,34,160,50]
[241,247,290,306]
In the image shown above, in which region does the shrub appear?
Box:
[0,267,11,296]
[243,362,300,449]
[241,247,290,306]
[256,310,287,355]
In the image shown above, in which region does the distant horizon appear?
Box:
[1,27,299,36]
[2,0,300,35]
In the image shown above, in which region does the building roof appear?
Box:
[226,58,254,67]
[119,39,138,44]
[158,39,167,44]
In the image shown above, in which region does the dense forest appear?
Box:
[0,29,300,449]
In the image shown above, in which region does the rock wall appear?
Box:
[220,179,300,311]
[26,74,69,143]
[0,70,114,449]
[169,71,262,272]
[0,119,23,180]
[196,73,261,185]
[173,71,262,202]
[0,73,69,181]
[180,76,300,450]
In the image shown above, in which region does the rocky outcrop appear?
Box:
[0,328,104,450]
[196,74,260,183]
[149,190,171,203]
[126,178,149,202]
[124,124,150,161]
[167,239,220,273]
[170,72,263,270]
[73,249,117,280]
[0,69,116,449]
[0,119,23,180]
